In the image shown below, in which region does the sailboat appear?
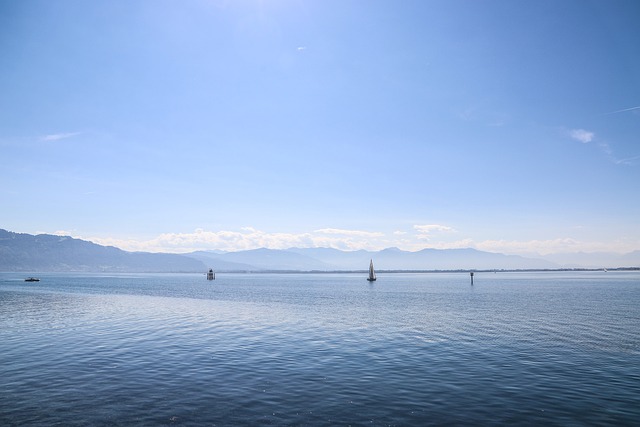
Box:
[367,259,377,282]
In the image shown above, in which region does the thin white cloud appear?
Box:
[568,129,594,144]
[604,105,640,115]
[471,238,640,256]
[594,141,638,166]
[413,224,455,240]
[418,238,475,250]
[86,227,387,253]
[415,237,638,256]
[564,127,633,165]
[67,227,640,256]
[614,154,640,165]
[52,230,76,236]
[598,141,613,156]
[414,224,454,233]
[472,238,581,255]
[41,132,81,142]
[314,228,384,238]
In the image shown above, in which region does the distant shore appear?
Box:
[3,267,638,275]
[228,267,640,274]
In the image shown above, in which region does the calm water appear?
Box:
[1,271,639,426]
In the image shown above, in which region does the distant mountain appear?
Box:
[286,247,372,270]
[621,251,640,267]
[287,246,558,271]
[189,248,333,271]
[187,251,257,271]
[0,229,206,272]
[3,228,637,273]
[540,251,640,269]
[186,246,559,271]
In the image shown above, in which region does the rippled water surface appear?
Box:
[1,271,639,425]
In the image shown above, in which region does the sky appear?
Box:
[1,0,639,255]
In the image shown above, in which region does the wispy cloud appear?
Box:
[415,236,638,255]
[563,128,638,166]
[604,105,640,115]
[472,237,638,255]
[48,230,79,237]
[86,227,388,253]
[598,141,613,156]
[613,154,640,166]
[593,141,638,166]
[66,226,638,256]
[314,228,384,238]
[40,132,81,142]
[473,238,581,255]
[413,224,455,240]
[568,129,594,144]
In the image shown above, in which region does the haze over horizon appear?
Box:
[2,1,639,257]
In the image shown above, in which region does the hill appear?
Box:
[4,228,638,273]
[540,251,640,269]
[0,229,206,272]
[188,246,559,271]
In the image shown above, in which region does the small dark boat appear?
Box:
[25,277,40,282]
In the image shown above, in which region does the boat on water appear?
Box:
[24,277,40,282]
[367,259,377,282]
[207,269,215,280]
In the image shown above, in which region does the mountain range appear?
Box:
[0,229,205,272]
[190,247,562,271]
[1,229,638,273]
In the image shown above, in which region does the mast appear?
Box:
[367,259,376,281]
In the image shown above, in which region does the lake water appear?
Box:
[1,271,639,426]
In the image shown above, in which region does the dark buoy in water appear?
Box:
[470,271,474,285]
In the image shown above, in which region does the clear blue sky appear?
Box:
[1,0,639,254]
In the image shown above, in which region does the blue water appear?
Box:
[1,271,639,426]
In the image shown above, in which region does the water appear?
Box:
[1,271,639,426]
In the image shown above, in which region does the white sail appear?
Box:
[367,259,377,281]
